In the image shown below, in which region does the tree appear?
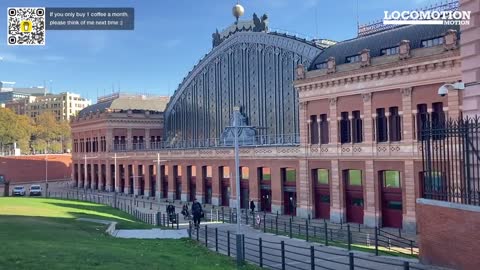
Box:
[31,112,72,153]
[0,108,33,153]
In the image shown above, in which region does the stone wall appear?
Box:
[417,199,480,270]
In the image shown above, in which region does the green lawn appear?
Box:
[0,197,257,270]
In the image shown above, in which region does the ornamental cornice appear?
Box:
[295,50,460,91]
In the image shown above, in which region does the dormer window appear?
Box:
[381,46,399,56]
[346,54,361,64]
[316,62,328,69]
[421,37,443,48]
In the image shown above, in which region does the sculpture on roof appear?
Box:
[253,13,268,32]
[212,29,222,47]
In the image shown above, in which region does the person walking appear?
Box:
[250,200,256,215]
[191,198,203,228]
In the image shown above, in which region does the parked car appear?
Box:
[12,186,26,196]
[29,185,42,196]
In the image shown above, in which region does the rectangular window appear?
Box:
[417,104,429,141]
[191,166,197,177]
[316,62,328,69]
[347,170,362,186]
[381,46,400,56]
[352,110,363,143]
[310,115,319,144]
[383,171,401,188]
[346,54,361,63]
[241,167,249,180]
[205,166,212,178]
[376,108,388,142]
[320,114,329,144]
[421,37,444,48]
[260,167,271,181]
[340,112,351,143]
[223,167,230,178]
[316,169,329,185]
[283,168,296,182]
[389,107,401,142]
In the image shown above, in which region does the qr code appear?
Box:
[7,7,45,46]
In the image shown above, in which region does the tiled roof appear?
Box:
[309,24,460,71]
[78,96,169,117]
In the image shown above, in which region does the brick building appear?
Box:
[71,9,463,233]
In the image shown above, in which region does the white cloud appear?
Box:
[0,52,34,64]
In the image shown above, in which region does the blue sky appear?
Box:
[0,0,439,102]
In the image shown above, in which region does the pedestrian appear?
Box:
[250,200,255,215]
[191,198,203,228]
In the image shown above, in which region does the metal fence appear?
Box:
[204,209,418,257]
[110,133,300,152]
[191,225,422,270]
[421,116,480,205]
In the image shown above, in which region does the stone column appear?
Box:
[106,160,112,191]
[145,129,151,150]
[181,165,190,202]
[155,163,161,198]
[271,167,283,214]
[98,163,104,191]
[106,129,113,152]
[196,165,205,203]
[297,159,313,218]
[329,98,338,144]
[167,165,175,200]
[144,163,151,197]
[403,160,417,232]
[330,159,343,222]
[401,88,413,142]
[125,163,131,194]
[299,102,309,145]
[127,128,132,151]
[90,163,95,190]
[212,166,221,206]
[461,0,480,117]
[362,93,373,143]
[133,163,140,196]
[363,160,378,227]
[115,163,121,192]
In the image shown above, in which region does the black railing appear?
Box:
[191,225,422,270]
[204,210,418,257]
[421,116,480,205]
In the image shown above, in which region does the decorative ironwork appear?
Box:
[421,116,480,205]
[164,30,323,147]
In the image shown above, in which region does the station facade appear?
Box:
[71,13,462,231]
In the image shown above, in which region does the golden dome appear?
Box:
[232,4,245,20]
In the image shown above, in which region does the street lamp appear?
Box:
[112,153,131,208]
[152,152,168,211]
[83,153,98,195]
[224,106,257,266]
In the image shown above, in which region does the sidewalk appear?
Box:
[191,223,445,270]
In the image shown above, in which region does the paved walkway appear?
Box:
[77,218,189,239]
[192,223,447,270]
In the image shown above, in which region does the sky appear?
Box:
[0,0,441,102]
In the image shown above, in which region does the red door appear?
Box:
[283,191,297,216]
[204,178,212,204]
[260,188,271,212]
[221,180,230,206]
[315,188,330,219]
[381,187,402,228]
[190,176,196,201]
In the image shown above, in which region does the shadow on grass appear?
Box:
[42,201,153,229]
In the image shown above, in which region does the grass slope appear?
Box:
[0,198,257,270]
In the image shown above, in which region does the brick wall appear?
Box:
[417,199,480,270]
[0,154,72,184]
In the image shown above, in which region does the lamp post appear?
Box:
[112,153,131,208]
[152,153,168,211]
[83,153,98,194]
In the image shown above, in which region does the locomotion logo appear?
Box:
[383,10,470,25]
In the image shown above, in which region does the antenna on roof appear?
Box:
[315,6,319,38]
